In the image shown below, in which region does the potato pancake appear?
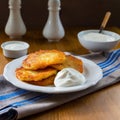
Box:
[26,75,55,86]
[16,67,57,81]
[51,55,83,73]
[22,50,66,70]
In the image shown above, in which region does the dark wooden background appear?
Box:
[0,0,119,30]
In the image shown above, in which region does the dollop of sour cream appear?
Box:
[54,68,86,87]
[83,33,115,42]
[4,43,26,50]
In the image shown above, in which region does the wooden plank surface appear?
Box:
[0,27,120,120]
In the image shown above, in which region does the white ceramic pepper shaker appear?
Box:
[5,0,26,39]
[43,0,65,42]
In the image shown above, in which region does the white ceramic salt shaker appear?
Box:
[43,0,65,42]
[5,0,26,39]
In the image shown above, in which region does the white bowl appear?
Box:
[1,41,29,58]
[77,30,120,52]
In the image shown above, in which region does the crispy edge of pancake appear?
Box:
[26,75,55,86]
[22,49,66,70]
[15,67,57,82]
[51,55,83,73]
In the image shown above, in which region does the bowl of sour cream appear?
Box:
[77,30,120,52]
[1,41,29,58]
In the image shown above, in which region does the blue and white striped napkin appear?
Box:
[0,49,120,119]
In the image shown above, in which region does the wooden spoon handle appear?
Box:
[100,11,111,30]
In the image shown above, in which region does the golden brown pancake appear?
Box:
[26,75,55,86]
[51,55,83,73]
[16,67,57,81]
[22,50,66,70]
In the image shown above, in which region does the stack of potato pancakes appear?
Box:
[16,50,83,86]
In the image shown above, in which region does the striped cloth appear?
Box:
[0,49,120,119]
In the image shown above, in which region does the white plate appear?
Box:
[3,55,103,94]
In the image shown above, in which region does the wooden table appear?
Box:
[0,27,120,120]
